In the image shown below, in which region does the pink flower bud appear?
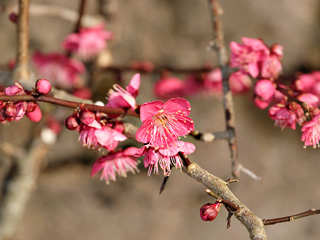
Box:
[5,104,17,117]
[200,202,222,221]
[9,13,18,23]
[79,109,95,125]
[26,104,42,122]
[65,115,80,131]
[35,79,52,95]
[254,80,276,101]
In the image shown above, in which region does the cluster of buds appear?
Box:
[0,80,52,123]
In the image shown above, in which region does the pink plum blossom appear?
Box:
[62,24,113,60]
[91,147,139,184]
[106,73,140,110]
[229,71,252,94]
[230,37,269,78]
[269,105,296,130]
[135,141,195,176]
[32,52,85,89]
[301,113,320,148]
[261,55,282,79]
[136,98,194,149]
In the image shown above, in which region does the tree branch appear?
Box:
[0,94,140,118]
[207,0,241,177]
[263,208,320,226]
[13,0,30,83]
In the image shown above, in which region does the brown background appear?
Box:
[1,0,320,239]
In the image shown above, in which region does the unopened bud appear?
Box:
[26,104,42,122]
[5,103,17,117]
[9,13,18,23]
[79,109,95,125]
[200,202,222,221]
[35,79,52,95]
[65,115,79,131]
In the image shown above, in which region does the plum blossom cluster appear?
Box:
[65,74,141,183]
[230,37,320,148]
[0,80,51,123]
[32,24,112,89]
[135,97,195,176]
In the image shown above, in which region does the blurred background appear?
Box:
[1,0,320,239]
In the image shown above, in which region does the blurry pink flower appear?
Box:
[294,73,316,93]
[254,80,275,101]
[62,24,113,60]
[269,105,296,130]
[154,76,185,99]
[106,73,140,110]
[230,37,269,78]
[204,68,223,95]
[229,71,252,94]
[135,141,195,176]
[5,82,25,96]
[183,74,205,96]
[270,44,283,58]
[136,98,194,149]
[261,55,282,79]
[301,113,320,148]
[91,147,139,184]
[32,52,85,89]
[297,93,320,107]
[72,87,92,100]
[26,104,42,122]
[200,202,222,222]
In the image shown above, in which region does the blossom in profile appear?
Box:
[91,147,139,184]
[230,37,269,78]
[32,51,85,89]
[136,98,194,149]
[261,44,283,79]
[135,141,195,176]
[106,73,140,111]
[301,113,320,148]
[269,105,296,130]
[62,24,113,60]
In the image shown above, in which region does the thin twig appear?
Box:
[207,0,240,177]
[13,0,30,83]
[74,0,87,33]
[263,208,320,225]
